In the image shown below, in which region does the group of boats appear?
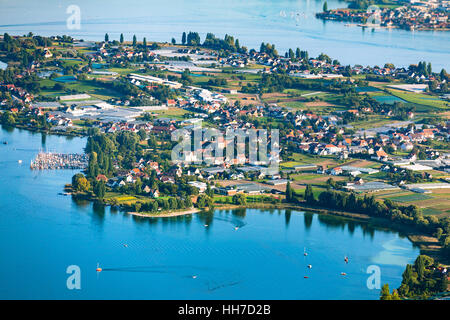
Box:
[30,151,88,170]
[303,249,349,278]
[95,248,350,278]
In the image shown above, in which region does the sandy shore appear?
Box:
[127,207,201,218]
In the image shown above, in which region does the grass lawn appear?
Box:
[152,107,189,119]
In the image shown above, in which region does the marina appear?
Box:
[30,152,89,170]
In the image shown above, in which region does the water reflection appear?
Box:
[92,201,106,227]
[41,132,46,146]
[304,212,313,230]
[285,210,291,227]
[73,204,416,241]
[71,196,91,208]
[1,125,14,134]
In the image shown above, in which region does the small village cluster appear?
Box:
[316,0,450,30]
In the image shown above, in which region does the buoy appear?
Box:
[18,160,22,164]
[204,224,208,227]
[234,226,239,230]
[192,275,197,279]
[307,264,312,269]
[123,244,128,247]
[344,257,349,263]
[304,276,309,278]
[341,272,347,276]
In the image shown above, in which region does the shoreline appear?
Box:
[123,198,444,262]
[66,181,446,263]
[127,207,201,218]
[12,124,85,137]
[213,202,445,261]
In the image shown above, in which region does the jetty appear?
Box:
[30,152,89,170]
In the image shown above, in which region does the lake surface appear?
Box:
[0,0,449,70]
[0,125,420,299]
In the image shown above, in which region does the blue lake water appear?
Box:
[0,0,449,70]
[0,125,420,299]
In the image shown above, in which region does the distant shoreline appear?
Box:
[126,200,444,262]
[127,207,200,218]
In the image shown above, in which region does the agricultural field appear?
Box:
[290,173,347,186]
[151,107,189,119]
[387,89,449,111]
[38,78,123,100]
[372,188,450,218]
[282,152,345,168]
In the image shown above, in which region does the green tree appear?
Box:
[132,34,137,47]
[1,111,15,125]
[134,202,142,212]
[380,284,392,300]
[415,255,433,280]
[323,1,328,12]
[104,33,109,42]
[152,201,159,212]
[197,194,213,208]
[72,173,90,193]
[169,197,178,210]
[285,181,293,202]
[304,184,315,204]
[288,48,294,60]
[391,290,401,300]
[120,33,124,44]
[232,193,247,205]
[94,180,106,199]
[182,32,186,45]
[184,197,193,208]
[87,151,99,178]
[206,184,214,198]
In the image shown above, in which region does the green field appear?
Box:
[386,193,433,203]
[387,89,449,110]
[152,107,189,119]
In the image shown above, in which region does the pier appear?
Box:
[30,152,89,170]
